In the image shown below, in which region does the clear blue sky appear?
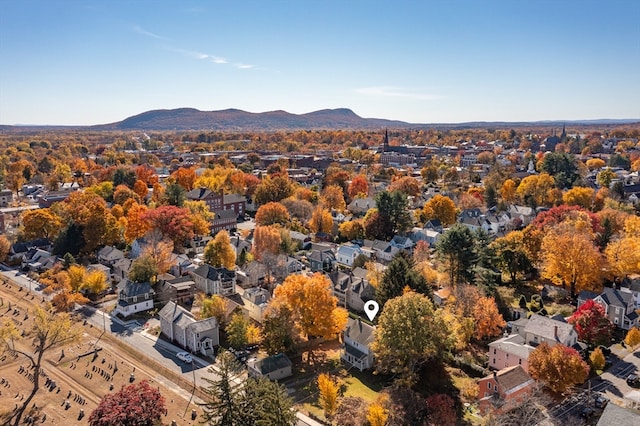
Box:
[1,0,639,125]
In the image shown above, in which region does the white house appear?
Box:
[112,281,155,318]
[336,244,364,267]
[158,301,218,356]
[341,318,375,371]
[190,265,236,296]
[247,353,292,381]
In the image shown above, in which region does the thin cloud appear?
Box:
[356,86,441,100]
[132,25,167,40]
[211,56,228,64]
[235,63,254,69]
[165,46,253,69]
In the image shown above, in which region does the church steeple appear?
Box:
[560,123,567,143]
[383,128,389,152]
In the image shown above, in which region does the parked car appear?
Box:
[594,395,609,408]
[176,352,193,363]
[627,374,640,388]
[581,406,594,418]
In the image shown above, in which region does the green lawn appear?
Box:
[342,374,380,402]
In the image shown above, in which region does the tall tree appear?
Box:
[539,152,580,189]
[204,230,236,269]
[317,373,339,418]
[472,296,506,340]
[421,194,457,226]
[254,176,294,205]
[568,300,613,347]
[142,205,194,247]
[320,184,347,211]
[196,294,228,324]
[309,206,334,234]
[252,225,282,261]
[377,251,430,308]
[171,166,197,191]
[255,202,291,226]
[528,343,589,393]
[260,303,298,355]
[226,312,249,349]
[540,221,604,298]
[388,176,421,197]
[375,190,411,239]
[164,182,186,206]
[272,273,348,339]
[201,350,244,426]
[21,208,63,240]
[238,377,296,426]
[89,381,166,426]
[436,224,477,287]
[0,306,81,426]
[348,175,369,199]
[0,235,10,262]
[490,230,532,284]
[371,291,450,386]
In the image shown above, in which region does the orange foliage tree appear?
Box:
[320,185,346,211]
[472,297,506,340]
[309,206,334,234]
[389,176,421,197]
[171,166,197,191]
[255,202,291,226]
[21,208,63,240]
[421,194,457,226]
[252,225,282,261]
[272,273,348,339]
[124,203,151,244]
[528,343,589,393]
[348,175,369,199]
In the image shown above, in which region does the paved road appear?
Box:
[549,345,640,421]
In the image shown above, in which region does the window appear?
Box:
[488,382,492,390]
[493,349,496,354]
[493,358,496,365]
[519,359,522,365]
[506,354,509,359]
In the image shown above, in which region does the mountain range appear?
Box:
[2,108,638,132]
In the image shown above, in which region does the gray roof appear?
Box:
[253,353,292,374]
[344,318,375,346]
[523,314,575,345]
[193,265,235,281]
[213,209,237,220]
[187,187,215,200]
[597,401,640,426]
[120,281,154,297]
[158,301,189,323]
[489,334,535,359]
[599,287,633,308]
[223,193,246,204]
[188,317,218,333]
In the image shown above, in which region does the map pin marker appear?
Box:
[364,300,379,322]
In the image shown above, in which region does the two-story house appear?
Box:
[341,318,375,371]
[97,246,125,267]
[239,286,270,323]
[336,244,364,268]
[112,280,155,318]
[308,249,336,272]
[478,366,535,415]
[190,265,236,296]
[158,301,218,356]
[578,287,638,330]
[488,314,578,372]
[329,271,375,313]
[186,188,246,217]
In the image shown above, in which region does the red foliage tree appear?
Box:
[531,205,601,234]
[142,205,194,246]
[89,380,166,426]
[568,299,614,347]
[425,394,457,426]
[348,175,369,200]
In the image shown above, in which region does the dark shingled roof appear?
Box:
[253,353,292,374]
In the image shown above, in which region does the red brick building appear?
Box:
[478,365,535,415]
[186,188,246,217]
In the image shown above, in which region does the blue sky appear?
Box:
[1,0,639,125]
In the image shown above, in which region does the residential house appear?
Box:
[211,210,237,233]
[97,246,125,267]
[112,257,132,283]
[239,261,268,287]
[341,318,375,371]
[488,314,578,372]
[247,353,292,381]
[155,276,196,305]
[409,227,441,246]
[578,287,638,330]
[488,334,535,372]
[597,400,640,426]
[190,265,236,296]
[0,213,5,234]
[308,249,336,272]
[22,248,57,272]
[329,270,374,312]
[621,274,640,310]
[433,287,452,306]
[0,189,13,207]
[273,255,304,279]
[37,191,71,208]
[424,219,443,232]
[363,240,396,263]
[478,366,535,414]
[347,197,375,216]
[240,287,270,323]
[230,236,252,261]
[112,280,155,318]
[158,301,218,356]
[390,235,414,253]
[288,231,311,251]
[168,253,195,277]
[187,235,212,255]
[8,238,51,263]
[508,205,536,226]
[336,244,364,267]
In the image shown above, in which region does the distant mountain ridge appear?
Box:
[1,108,638,132]
[94,107,413,131]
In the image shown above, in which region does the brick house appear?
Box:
[186,188,246,217]
[478,366,535,414]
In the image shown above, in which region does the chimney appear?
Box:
[554,325,558,341]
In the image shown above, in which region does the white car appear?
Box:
[176,352,193,363]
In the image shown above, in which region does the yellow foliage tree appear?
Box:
[320,185,346,212]
[589,347,605,371]
[252,225,282,261]
[309,206,334,234]
[500,179,517,204]
[21,208,63,240]
[317,373,339,418]
[605,237,640,280]
[540,222,604,298]
[563,186,595,210]
[255,201,290,226]
[203,230,236,269]
[84,269,109,294]
[625,327,640,348]
[516,173,556,207]
[0,235,10,262]
[366,403,388,426]
[196,294,228,323]
[586,158,606,171]
[421,194,457,226]
[184,200,212,236]
[273,273,348,339]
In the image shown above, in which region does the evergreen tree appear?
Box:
[238,377,296,426]
[375,190,412,239]
[201,351,244,426]
[377,251,430,308]
[436,224,477,287]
